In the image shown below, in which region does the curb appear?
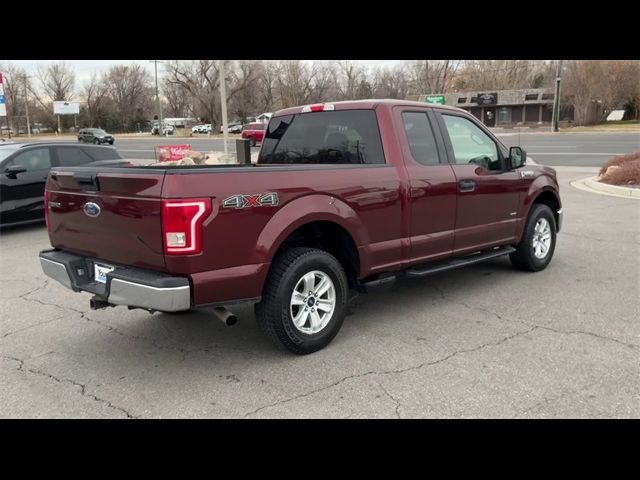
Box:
[571,176,640,199]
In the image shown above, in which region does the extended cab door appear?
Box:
[395,107,457,264]
[434,110,524,254]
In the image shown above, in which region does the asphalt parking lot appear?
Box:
[1,164,638,418]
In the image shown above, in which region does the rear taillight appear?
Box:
[161,198,211,255]
[44,190,50,232]
[301,103,335,113]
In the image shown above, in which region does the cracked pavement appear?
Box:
[1,169,639,418]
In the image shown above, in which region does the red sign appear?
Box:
[155,144,191,162]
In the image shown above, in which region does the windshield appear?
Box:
[0,147,19,163]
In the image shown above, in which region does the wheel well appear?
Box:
[532,191,560,224]
[273,221,360,289]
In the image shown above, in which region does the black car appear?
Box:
[78,128,115,145]
[0,142,129,227]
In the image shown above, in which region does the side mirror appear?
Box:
[509,146,527,169]
[5,165,27,177]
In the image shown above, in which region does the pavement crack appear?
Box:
[3,355,138,419]
[377,381,402,419]
[453,301,640,351]
[243,326,538,418]
[514,377,604,418]
[2,316,65,338]
[80,314,192,357]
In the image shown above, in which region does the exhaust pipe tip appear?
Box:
[213,306,237,326]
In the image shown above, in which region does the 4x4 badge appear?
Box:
[222,192,279,209]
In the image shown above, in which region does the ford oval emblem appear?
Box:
[83,202,101,217]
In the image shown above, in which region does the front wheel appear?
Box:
[94,138,100,145]
[255,247,348,354]
[510,204,557,272]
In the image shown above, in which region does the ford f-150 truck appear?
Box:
[39,100,562,354]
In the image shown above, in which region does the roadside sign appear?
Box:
[424,95,445,105]
[477,92,498,105]
[53,101,80,115]
[156,144,192,162]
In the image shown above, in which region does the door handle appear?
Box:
[458,179,476,192]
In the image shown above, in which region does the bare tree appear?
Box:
[0,63,29,132]
[37,62,75,102]
[103,64,154,132]
[82,73,109,127]
[408,60,461,95]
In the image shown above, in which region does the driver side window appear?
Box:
[442,115,501,171]
[6,148,51,171]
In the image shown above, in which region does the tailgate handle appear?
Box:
[74,174,100,191]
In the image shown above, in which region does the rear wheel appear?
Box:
[249,136,256,147]
[255,247,348,354]
[510,204,557,272]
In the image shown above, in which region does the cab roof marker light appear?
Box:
[301,103,335,113]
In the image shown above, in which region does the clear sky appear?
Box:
[7,60,405,87]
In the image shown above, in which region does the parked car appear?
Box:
[240,122,266,146]
[38,100,562,354]
[152,124,175,135]
[219,123,242,134]
[1,142,130,227]
[78,128,115,145]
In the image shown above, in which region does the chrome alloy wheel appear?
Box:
[290,270,336,334]
[532,217,552,259]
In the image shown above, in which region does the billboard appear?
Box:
[0,72,6,117]
[53,101,80,115]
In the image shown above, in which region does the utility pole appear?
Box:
[23,74,31,138]
[151,60,164,137]
[219,60,229,156]
[551,60,563,132]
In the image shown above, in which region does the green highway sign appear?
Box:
[424,95,445,105]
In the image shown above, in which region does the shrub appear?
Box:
[598,152,640,186]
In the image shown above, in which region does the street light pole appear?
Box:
[151,60,164,137]
[23,74,31,138]
[551,60,563,133]
[219,60,229,155]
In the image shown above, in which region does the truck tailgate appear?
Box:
[46,168,167,271]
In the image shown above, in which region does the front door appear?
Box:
[0,147,52,224]
[395,107,458,264]
[435,111,524,255]
[484,107,496,127]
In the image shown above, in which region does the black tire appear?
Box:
[510,204,557,272]
[255,247,348,355]
[249,136,256,147]
[94,138,100,145]
[109,140,114,145]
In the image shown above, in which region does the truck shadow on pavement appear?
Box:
[73,256,520,371]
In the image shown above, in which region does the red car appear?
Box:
[39,100,562,354]
[241,122,266,146]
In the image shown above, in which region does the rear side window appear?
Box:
[258,110,385,165]
[402,112,440,165]
[55,147,95,166]
[82,146,122,161]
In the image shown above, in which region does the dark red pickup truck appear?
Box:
[39,100,562,354]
